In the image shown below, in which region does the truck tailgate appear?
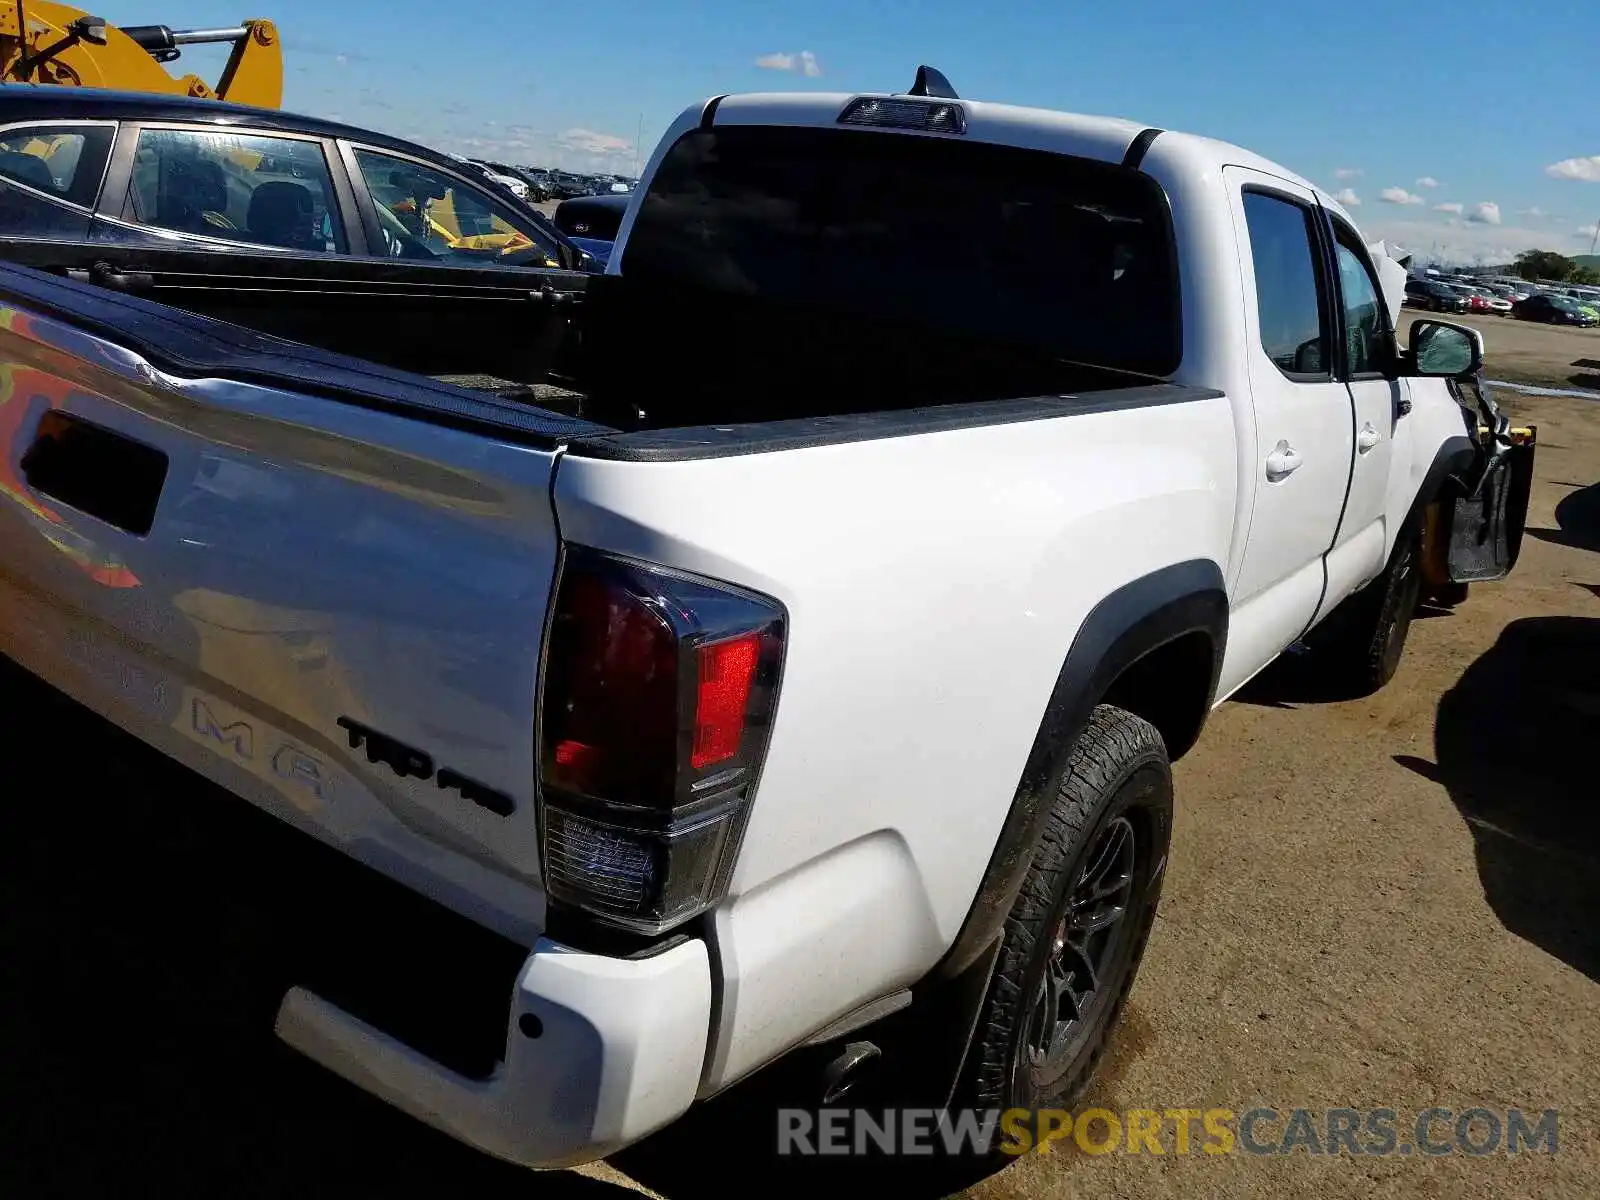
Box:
[0,267,584,944]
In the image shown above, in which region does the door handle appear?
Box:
[1357,423,1381,453]
[1265,439,1303,482]
[88,260,153,293]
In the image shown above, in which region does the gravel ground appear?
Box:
[2,390,1595,1199]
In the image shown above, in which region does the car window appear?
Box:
[0,125,115,206]
[1330,221,1388,377]
[1241,190,1328,378]
[127,127,344,253]
[353,148,561,268]
[0,125,116,237]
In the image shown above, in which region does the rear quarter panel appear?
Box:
[553,396,1236,1086]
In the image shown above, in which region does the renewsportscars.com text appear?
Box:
[777,1106,1559,1158]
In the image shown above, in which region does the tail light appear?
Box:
[537,545,785,935]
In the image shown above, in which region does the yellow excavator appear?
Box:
[0,2,281,107]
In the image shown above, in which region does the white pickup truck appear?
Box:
[0,68,1533,1168]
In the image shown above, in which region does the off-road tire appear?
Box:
[957,704,1173,1114]
[1313,521,1426,695]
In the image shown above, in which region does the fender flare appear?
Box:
[1408,433,1478,532]
[1403,433,1477,586]
[933,558,1228,984]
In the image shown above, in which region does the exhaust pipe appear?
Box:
[820,1040,882,1106]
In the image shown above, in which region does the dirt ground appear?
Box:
[2,391,1596,1199]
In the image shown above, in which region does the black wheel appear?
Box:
[1312,520,1425,695]
[958,705,1172,1113]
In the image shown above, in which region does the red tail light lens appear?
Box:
[692,634,761,769]
[537,546,785,935]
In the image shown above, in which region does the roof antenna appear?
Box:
[907,65,958,99]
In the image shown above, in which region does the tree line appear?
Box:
[1511,249,1599,285]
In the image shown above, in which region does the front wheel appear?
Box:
[958,705,1172,1114]
[1311,521,1425,695]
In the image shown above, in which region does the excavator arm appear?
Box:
[0,2,281,107]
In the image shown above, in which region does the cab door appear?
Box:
[1216,168,1354,694]
[1309,213,1401,624]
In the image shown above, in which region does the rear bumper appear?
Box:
[277,935,713,1169]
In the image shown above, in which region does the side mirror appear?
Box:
[1407,319,1483,378]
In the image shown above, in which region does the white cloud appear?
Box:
[1434,202,1464,214]
[756,50,822,76]
[1416,176,1440,189]
[1519,207,1548,218]
[1576,223,1600,243]
[1333,188,1361,206]
[1379,187,1425,205]
[1359,213,1554,265]
[557,128,634,159]
[1334,167,1363,180]
[1546,156,1600,182]
[1466,202,1502,226]
[334,54,348,67]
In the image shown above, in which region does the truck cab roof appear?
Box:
[702,90,1334,213]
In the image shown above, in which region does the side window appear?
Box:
[0,125,114,236]
[1241,190,1329,379]
[127,128,344,253]
[352,149,561,269]
[1331,223,1389,377]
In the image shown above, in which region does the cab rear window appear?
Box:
[621,124,1181,377]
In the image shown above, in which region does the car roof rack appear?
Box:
[903,65,958,100]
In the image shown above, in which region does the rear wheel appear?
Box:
[958,705,1172,1114]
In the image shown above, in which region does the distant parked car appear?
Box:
[494,166,550,202]
[546,171,590,200]
[1462,285,1512,315]
[1404,278,1470,313]
[515,167,554,201]
[466,159,531,202]
[1512,293,1599,327]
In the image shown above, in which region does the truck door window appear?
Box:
[126,128,345,254]
[0,124,113,235]
[1329,222,1389,379]
[352,150,562,268]
[1241,190,1330,380]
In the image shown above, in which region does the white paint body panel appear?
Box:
[553,397,1235,1087]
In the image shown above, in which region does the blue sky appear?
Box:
[104,0,1600,263]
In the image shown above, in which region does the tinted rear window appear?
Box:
[621,125,1181,376]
